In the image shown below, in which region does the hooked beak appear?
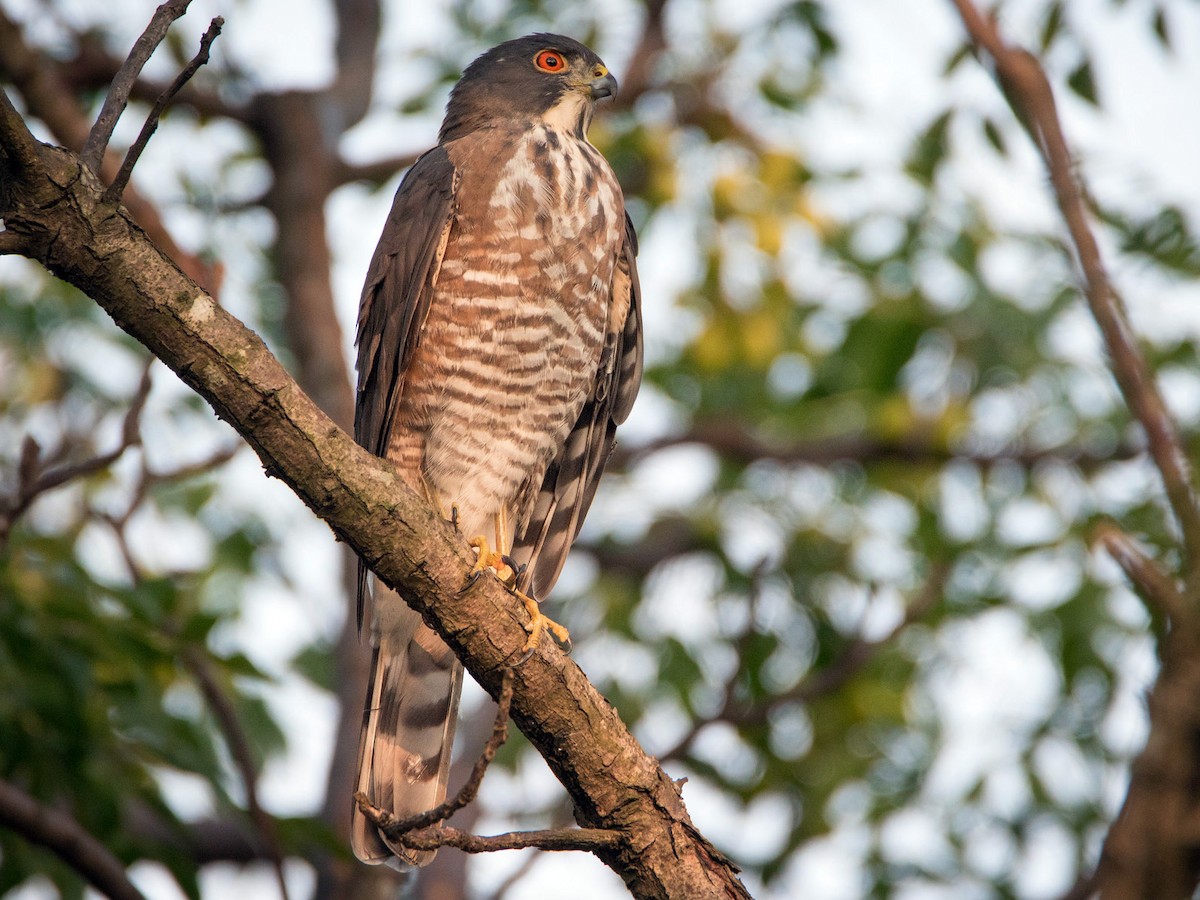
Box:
[589,71,618,101]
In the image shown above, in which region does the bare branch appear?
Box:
[0,361,153,544]
[950,0,1200,591]
[948,4,1200,895]
[105,17,224,204]
[616,0,669,106]
[0,113,750,899]
[0,11,221,294]
[183,649,290,900]
[329,0,381,130]
[81,0,192,172]
[371,670,515,840]
[331,152,422,189]
[613,420,1142,472]
[0,86,41,173]
[1094,522,1187,623]
[0,776,147,900]
[399,824,624,855]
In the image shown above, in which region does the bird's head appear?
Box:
[439,33,618,143]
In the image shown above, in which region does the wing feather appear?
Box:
[512,213,644,599]
[354,147,457,626]
[354,147,457,455]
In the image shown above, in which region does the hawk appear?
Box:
[350,34,643,867]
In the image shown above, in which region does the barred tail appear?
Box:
[351,584,463,868]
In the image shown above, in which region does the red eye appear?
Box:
[534,49,565,72]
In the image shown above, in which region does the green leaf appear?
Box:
[905,111,953,186]
[1067,58,1100,106]
[1040,1,1066,51]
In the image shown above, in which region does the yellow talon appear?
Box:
[469,535,516,586]
[519,591,571,658]
[460,512,571,660]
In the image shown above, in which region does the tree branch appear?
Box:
[0,360,152,543]
[0,7,221,294]
[613,420,1142,472]
[950,0,1200,592]
[0,776,148,900]
[948,3,1200,895]
[1093,522,1186,624]
[396,824,624,855]
[183,648,290,900]
[81,0,192,172]
[105,16,224,203]
[0,86,750,900]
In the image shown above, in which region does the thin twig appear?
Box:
[0,777,147,900]
[950,0,1200,593]
[104,17,223,204]
[352,670,622,858]
[1094,522,1187,624]
[360,669,516,839]
[81,0,192,173]
[397,824,623,854]
[0,85,41,173]
[0,362,153,543]
[182,649,291,900]
[0,11,222,293]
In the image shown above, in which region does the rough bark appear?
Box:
[0,95,750,900]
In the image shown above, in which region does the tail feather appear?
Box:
[352,582,463,868]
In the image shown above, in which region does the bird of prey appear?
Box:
[350,34,643,867]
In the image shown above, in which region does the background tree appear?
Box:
[2,0,1200,898]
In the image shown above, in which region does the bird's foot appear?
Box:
[517,591,571,663]
[467,536,569,661]
[468,535,517,586]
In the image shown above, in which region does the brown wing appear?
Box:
[354,147,456,624]
[355,147,456,455]
[511,212,644,599]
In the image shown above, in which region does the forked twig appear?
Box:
[0,361,153,543]
[80,0,192,172]
[104,17,224,203]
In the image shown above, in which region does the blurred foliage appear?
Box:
[4,0,1200,898]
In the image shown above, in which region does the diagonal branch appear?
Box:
[104,16,224,203]
[183,648,290,900]
[0,86,750,900]
[1093,522,1186,624]
[81,0,192,172]
[0,776,147,900]
[950,0,1200,593]
[948,4,1200,897]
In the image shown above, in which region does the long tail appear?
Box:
[351,583,463,868]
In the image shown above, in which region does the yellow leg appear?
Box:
[466,513,571,659]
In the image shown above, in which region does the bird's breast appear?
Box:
[396,125,625,535]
